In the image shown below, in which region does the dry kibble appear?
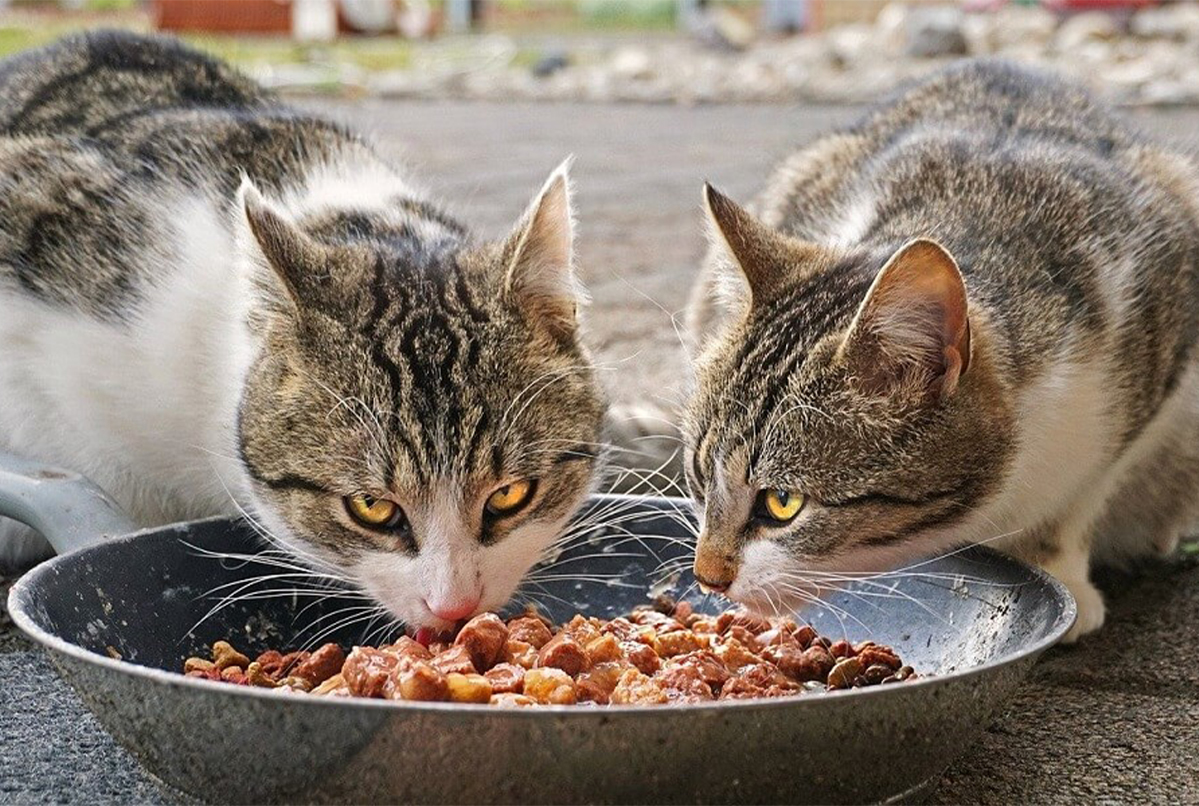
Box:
[211,641,250,671]
[188,598,917,705]
[245,662,279,688]
[183,657,215,674]
[827,657,863,690]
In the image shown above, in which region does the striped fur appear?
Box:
[684,61,1199,642]
[0,32,605,630]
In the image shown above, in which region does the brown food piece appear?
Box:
[602,617,644,642]
[657,630,705,657]
[245,662,279,688]
[490,693,537,707]
[620,640,661,675]
[724,625,762,653]
[655,664,715,702]
[575,662,628,704]
[189,605,916,706]
[863,663,893,686]
[388,636,434,663]
[667,650,730,691]
[774,645,836,683]
[561,615,604,645]
[584,633,623,665]
[211,641,250,671]
[310,673,345,695]
[220,666,248,685]
[343,647,400,698]
[827,657,863,690]
[628,609,685,634]
[609,668,668,705]
[454,613,509,672]
[293,643,346,686]
[537,632,588,676]
[507,615,554,649]
[484,663,526,694]
[503,639,538,669]
[184,657,215,675]
[280,675,316,693]
[716,610,771,635]
[185,667,222,682]
[857,646,903,671]
[430,644,477,676]
[828,640,855,659]
[446,673,493,703]
[254,650,288,679]
[792,625,817,648]
[394,661,451,701]
[713,637,761,670]
[523,667,577,704]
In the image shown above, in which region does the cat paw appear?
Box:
[1059,578,1106,644]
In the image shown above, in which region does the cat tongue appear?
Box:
[411,626,455,647]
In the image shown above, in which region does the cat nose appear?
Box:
[425,595,482,622]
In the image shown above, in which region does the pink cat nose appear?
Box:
[426,595,481,622]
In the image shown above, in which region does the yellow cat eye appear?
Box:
[485,479,535,516]
[759,489,805,523]
[345,494,402,529]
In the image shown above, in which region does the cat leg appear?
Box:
[1039,532,1106,644]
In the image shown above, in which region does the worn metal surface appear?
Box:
[9,497,1073,804]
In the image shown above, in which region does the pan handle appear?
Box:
[0,451,136,556]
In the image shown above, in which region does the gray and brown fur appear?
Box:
[0,32,605,593]
[684,61,1199,636]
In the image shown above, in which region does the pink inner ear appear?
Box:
[849,239,970,401]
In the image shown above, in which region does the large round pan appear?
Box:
[3,451,1074,804]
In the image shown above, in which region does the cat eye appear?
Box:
[755,489,806,524]
[344,494,405,530]
[485,479,535,517]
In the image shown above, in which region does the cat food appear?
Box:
[183,599,917,705]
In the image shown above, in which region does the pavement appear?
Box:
[4,99,1199,804]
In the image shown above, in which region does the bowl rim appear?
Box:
[9,495,1077,719]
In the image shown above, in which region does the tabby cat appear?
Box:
[682,61,1199,642]
[0,32,605,630]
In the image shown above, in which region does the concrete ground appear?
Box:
[3,100,1199,803]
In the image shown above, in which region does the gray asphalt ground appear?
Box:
[4,100,1199,804]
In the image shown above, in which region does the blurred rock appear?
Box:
[532,51,570,78]
[1131,4,1199,41]
[610,47,653,81]
[905,7,968,58]
[1056,11,1120,52]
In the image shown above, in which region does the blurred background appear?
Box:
[0,0,1197,106]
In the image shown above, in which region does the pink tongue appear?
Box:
[412,627,436,647]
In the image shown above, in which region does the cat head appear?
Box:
[235,164,605,630]
[683,185,1014,615]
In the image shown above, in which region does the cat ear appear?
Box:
[703,183,794,301]
[236,178,327,308]
[502,159,582,336]
[841,239,971,402]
